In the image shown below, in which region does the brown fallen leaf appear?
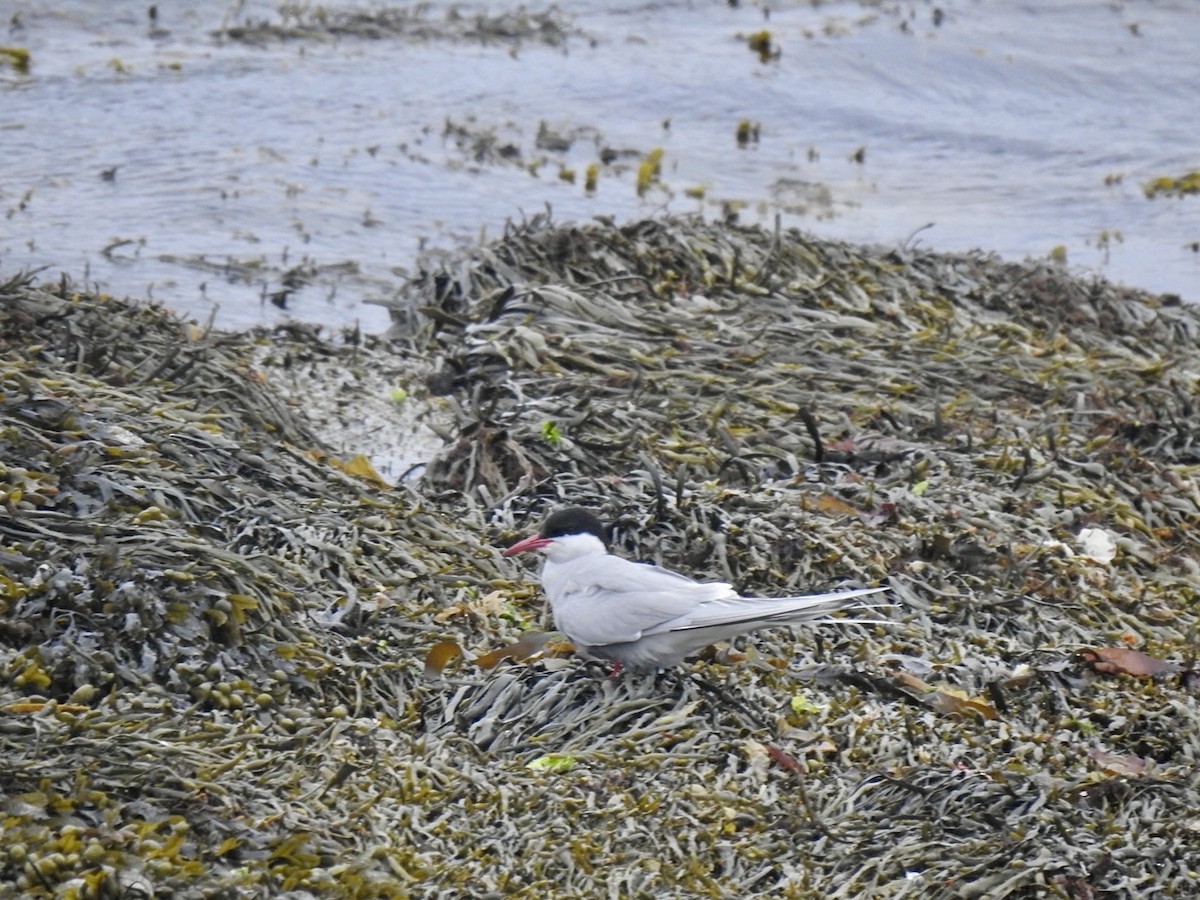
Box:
[473,631,554,668]
[1088,748,1149,777]
[1080,647,1181,677]
[434,589,507,623]
[928,691,999,720]
[807,494,860,518]
[543,639,575,657]
[862,501,899,526]
[895,671,999,720]
[307,450,391,487]
[425,633,574,680]
[763,742,806,776]
[422,640,463,680]
[332,453,390,487]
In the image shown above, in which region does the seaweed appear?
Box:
[4,213,1200,896]
[1144,171,1200,199]
[215,4,580,49]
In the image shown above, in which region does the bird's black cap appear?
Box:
[539,508,608,544]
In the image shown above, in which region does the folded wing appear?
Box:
[651,585,890,634]
[548,554,736,646]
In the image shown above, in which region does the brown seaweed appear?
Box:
[4,209,1200,896]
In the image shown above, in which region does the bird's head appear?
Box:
[503,507,609,562]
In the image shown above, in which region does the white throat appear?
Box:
[543,532,607,564]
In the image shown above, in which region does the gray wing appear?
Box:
[547,554,735,647]
[648,585,891,633]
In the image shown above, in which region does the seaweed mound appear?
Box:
[4,214,1200,897]
[0,276,510,896]
[401,218,1200,895]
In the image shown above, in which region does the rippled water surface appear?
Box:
[2,1,1197,331]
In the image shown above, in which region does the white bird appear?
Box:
[503,507,889,673]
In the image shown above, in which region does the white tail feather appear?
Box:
[666,586,890,632]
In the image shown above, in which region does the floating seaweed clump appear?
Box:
[1143,171,1200,198]
[216,4,580,48]
[4,209,1200,896]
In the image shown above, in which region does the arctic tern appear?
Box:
[503,507,889,672]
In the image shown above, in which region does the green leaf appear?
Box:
[526,753,575,773]
[540,420,562,447]
[790,695,823,716]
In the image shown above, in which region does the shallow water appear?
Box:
[2,0,1197,332]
